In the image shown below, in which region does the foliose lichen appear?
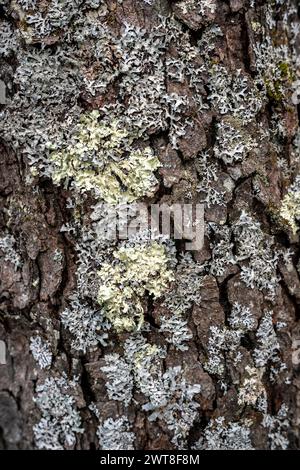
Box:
[97,241,174,332]
[33,375,83,450]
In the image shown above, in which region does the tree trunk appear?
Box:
[0,0,300,450]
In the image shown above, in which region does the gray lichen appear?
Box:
[30,336,52,369]
[33,375,83,450]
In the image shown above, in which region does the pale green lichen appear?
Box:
[50,111,161,204]
[279,176,300,234]
[97,242,174,332]
[238,366,266,408]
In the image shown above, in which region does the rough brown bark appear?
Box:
[0,0,300,450]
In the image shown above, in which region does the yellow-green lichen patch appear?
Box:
[279,178,300,234]
[50,111,161,204]
[97,242,174,333]
[265,78,284,102]
[132,342,160,370]
[264,61,295,103]
[265,62,294,102]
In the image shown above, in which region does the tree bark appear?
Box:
[0,0,300,450]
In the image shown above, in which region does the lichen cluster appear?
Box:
[279,176,300,234]
[50,111,161,203]
[101,335,202,449]
[97,241,174,332]
[33,375,83,450]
